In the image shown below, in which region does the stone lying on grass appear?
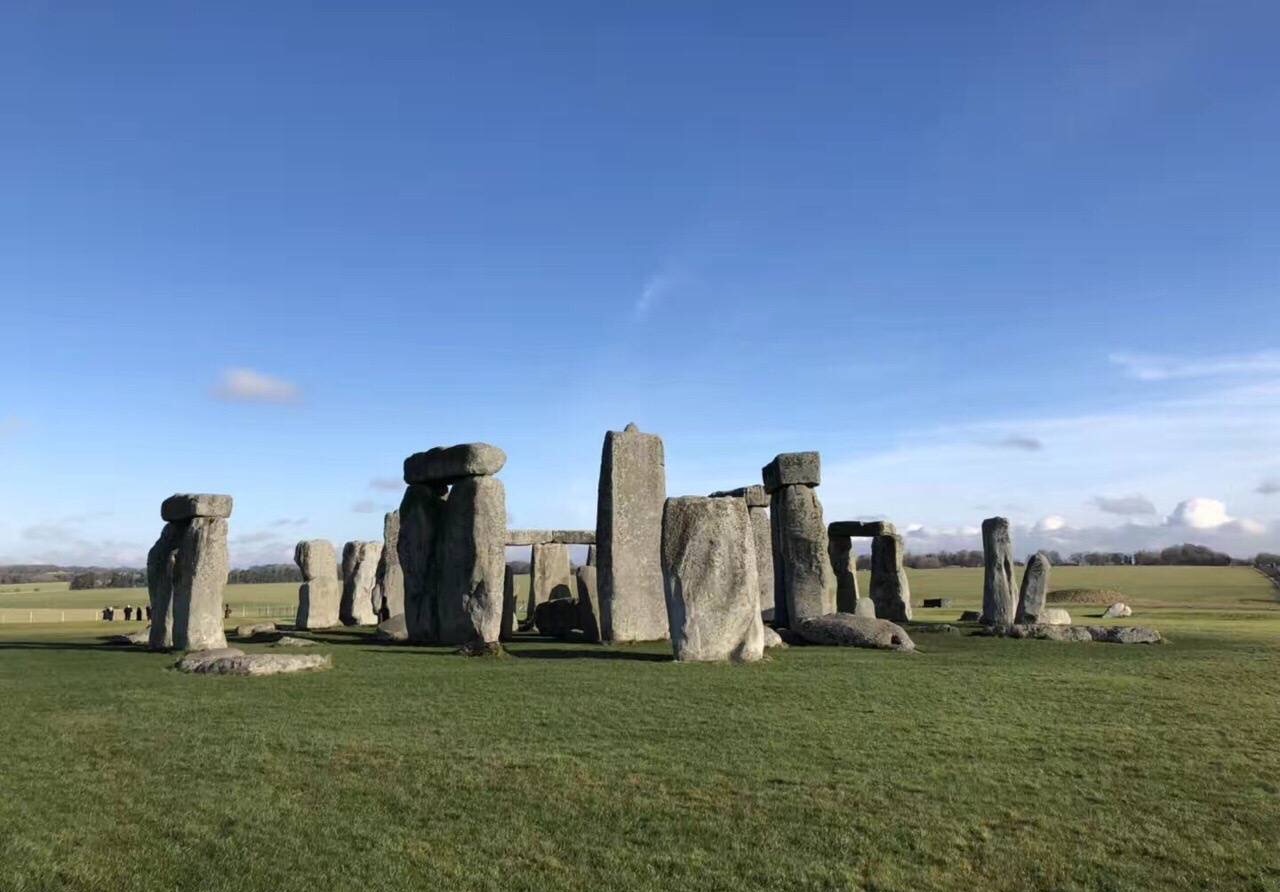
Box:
[1027,608,1071,625]
[762,626,786,649]
[179,652,333,676]
[376,614,408,642]
[1088,625,1162,644]
[109,628,151,646]
[984,624,1162,644]
[456,639,504,657]
[1103,602,1133,618]
[235,622,277,639]
[176,648,246,671]
[271,636,317,647]
[958,611,982,622]
[921,598,953,608]
[793,613,915,652]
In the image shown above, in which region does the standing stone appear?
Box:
[769,482,835,626]
[432,475,506,645]
[585,544,597,566]
[340,541,382,626]
[869,533,912,622]
[294,539,341,630]
[661,497,764,663]
[374,510,404,620]
[981,517,1017,626]
[576,565,601,643]
[711,486,774,616]
[828,534,859,613]
[500,564,517,641]
[596,423,668,642]
[526,542,575,621]
[399,483,449,641]
[146,522,182,650]
[1015,552,1052,622]
[170,517,230,651]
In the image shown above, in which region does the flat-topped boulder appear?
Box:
[709,485,769,508]
[506,529,596,546]
[178,652,333,676]
[828,520,897,538]
[762,452,820,493]
[403,443,506,484]
[161,493,233,522]
[793,613,915,652]
[235,622,277,639]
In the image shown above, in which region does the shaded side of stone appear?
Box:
[869,533,912,622]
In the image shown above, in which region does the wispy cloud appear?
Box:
[1109,350,1280,382]
[1258,479,1280,496]
[351,500,379,514]
[369,478,403,492]
[995,435,1044,451]
[1091,494,1156,516]
[635,273,673,319]
[270,517,308,527]
[212,367,301,404]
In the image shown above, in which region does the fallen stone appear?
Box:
[959,611,982,622]
[272,636,318,647]
[762,452,821,494]
[110,628,151,645]
[596,424,668,642]
[999,624,1093,642]
[827,520,897,538]
[235,622,277,639]
[661,496,764,663]
[171,516,230,651]
[922,598,953,608]
[869,533,912,622]
[505,529,596,546]
[576,565,601,643]
[175,647,245,672]
[1088,625,1162,644]
[793,613,915,652]
[911,623,960,635]
[770,483,835,626]
[981,517,1017,626]
[709,485,770,509]
[179,652,333,676]
[1015,552,1052,623]
[403,443,506,484]
[376,613,409,642]
[1103,602,1133,618]
[161,493,233,522]
[762,626,786,649]
[534,597,579,638]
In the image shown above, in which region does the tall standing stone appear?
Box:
[597,423,668,642]
[170,517,230,651]
[711,485,773,615]
[1016,551,1052,622]
[500,564,517,641]
[340,541,382,626]
[661,497,764,662]
[399,483,449,639]
[869,533,912,622]
[294,539,340,630]
[585,544,597,566]
[146,522,182,650]
[828,534,858,613]
[526,542,575,621]
[981,517,1017,626]
[375,510,404,620]
[765,453,834,627]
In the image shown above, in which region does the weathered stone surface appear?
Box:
[762,452,821,494]
[762,625,786,649]
[1034,607,1072,625]
[854,597,877,618]
[295,578,340,631]
[999,624,1093,642]
[981,517,1017,626]
[534,597,579,638]
[1103,602,1133,618]
[661,497,765,663]
[294,539,338,581]
[375,510,404,620]
[110,628,151,646]
[161,493,233,522]
[922,598,953,608]
[828,535,858,613]
[505,529,596,546]
[793,613,915,652]
[526,543,575,621]
[1015,552,1052,623]
[576,565,601,643]
[748,505,774,615]
[271,635,316,647]
[171,517,229,651]
[770,484,835,627]
[597,424,668,642]
[1088,625,1161,644]
[403,443,506,484]
[175,647,245,671]
[340,541,382,626]
[179,652,333,676]
[828,520,897,538]
[405,475,506,646]
[500,564,517,641]
[235,622,276,639]
[870,534,913,622]
[586,545,597,566]
[456,640,504,657]
[709,485,769,509]
[376,613,409,642]
[146,522,182,650]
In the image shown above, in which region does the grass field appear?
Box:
[2,566,1279,891]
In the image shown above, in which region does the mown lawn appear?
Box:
[1,567,1278,891]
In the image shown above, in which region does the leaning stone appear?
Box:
[526,543,576,621]
[175,647,246,672]
[403,443,506,484]
[827,520,897,538]
[762,452,821,494]
[1102,602,1133,618]
[1087,625,1161,644]
[1015,552,1052,623]
[981,517,1017,626]
[376,613,409,642]
[661,497,764,663]
[596,424,668,642]
[828,535,858,613]
[770,483,835,626]
[922,598,953,608]
[171,517,230,651]
[146,521,182,650]
[762,626,786,649]
[576,565,601,643]
[375,511,405,620]
[180,653,333,676]
[161,493,233,522]
[869,533,912,622]
[709,485,769,509]
[271,636,318,647]
[793,613,915,652]
[534,598,579,638]
[340,541,383,626]
[235,622,276,639]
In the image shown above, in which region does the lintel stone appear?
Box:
[709,485,769,508]
[403,443,506,484]
[828,520,897,538]
[762,452,820,494]
[161,494,233,522]
[505,529,596,546]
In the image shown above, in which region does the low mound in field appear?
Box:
[1046,588,1125,605]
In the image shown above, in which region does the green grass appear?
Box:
[1,567,1279,891]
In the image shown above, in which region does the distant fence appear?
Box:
[0,604,296,625]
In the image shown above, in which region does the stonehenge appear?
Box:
[340,540,383,626]
[661,496,765,663]
[765,452,834,627]
[1015,552,1052,623]
[709,485,773,615]
[596,424,669,642]
[399,443,507,647]
[981,517,1017,626]
[294,539,341,630]
[374,511,404,621]
[146,493,232,652]
[825,520,910,621]
[869,532,912,622]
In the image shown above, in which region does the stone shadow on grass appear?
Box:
[507,647,670,663]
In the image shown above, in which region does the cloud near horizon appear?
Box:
[211,367,301,404]
[1109,350,1280,382]
[995,435,1044,451]
[1092,494,1157,515]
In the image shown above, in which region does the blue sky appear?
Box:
[2,0,1278,566]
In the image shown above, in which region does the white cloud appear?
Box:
[1091,494,1157,515]
[1034,515,1068,533]
[1165,497,1264,536]
[1110,350,1280,381]
[211,368,300,404]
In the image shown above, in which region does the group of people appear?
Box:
[100,603,236,622]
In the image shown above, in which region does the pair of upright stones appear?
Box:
[827,520,912,622]
[146,494,232,651]
[292,537,384,628]
[398,443,507,647]
[980,516,1052,626]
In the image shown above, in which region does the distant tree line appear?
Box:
[847,544,1266,569]
[68,570,147,590]
[227,564,302,584]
